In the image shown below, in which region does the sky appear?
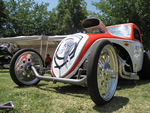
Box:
[34,0,100,13]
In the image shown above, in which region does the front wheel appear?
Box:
[10,48,44,86]
[87,40,118,106]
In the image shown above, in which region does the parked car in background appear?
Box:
[0,43,12,69]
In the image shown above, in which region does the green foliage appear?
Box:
[4,0,49,36]
[0,0,7,26]
[0,0,8,37]
[42,9,58,35]
[55,0,88,35]
[91,0,150,50]
[2,0,88,37]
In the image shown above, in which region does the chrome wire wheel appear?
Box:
[87,40,118,106]
[97,44,118,101]
[10,49,44,86]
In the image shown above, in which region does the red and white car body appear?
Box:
[7,18,150,106]
[52,19,144,79]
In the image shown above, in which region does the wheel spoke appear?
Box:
[14,50,43,85]
[97,44,118,101]
[111,74,116,79]
[99,80,109,96]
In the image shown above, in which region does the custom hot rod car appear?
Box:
[2,18,150,106]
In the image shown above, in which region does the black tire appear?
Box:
[10,48,44,86]
[138,52,150,79]
[12,48,20,55]
[87,40,118,106]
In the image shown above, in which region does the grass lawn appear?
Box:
[0,70,150,113]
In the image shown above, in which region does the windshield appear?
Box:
[107,25,131,37]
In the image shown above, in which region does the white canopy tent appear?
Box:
[0,35,66,48]
[0,35,67,60]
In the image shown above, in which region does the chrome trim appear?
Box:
[31,66,87,85]
[118,56,139,80]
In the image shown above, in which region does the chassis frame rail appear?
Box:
[31,66,87,85]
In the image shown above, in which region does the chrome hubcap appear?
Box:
[97,45,118,101]
[15,51,43,85]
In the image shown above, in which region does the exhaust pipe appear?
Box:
[82,18,107,33]
[118,56,139,80]
[31,66,87,85]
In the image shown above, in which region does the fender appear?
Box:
[51,19,144,78]
[51,33,89,78]
[51,32,123,78]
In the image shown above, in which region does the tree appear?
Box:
[4,0,49,36]
[3,0,88,37]
[43,8,59,36]
[91,0,150,50]
[0,0,8,37]
[55,0,88,35]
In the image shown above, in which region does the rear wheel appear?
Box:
[10,49,44,86]
[87,40,118,106]
[138,52,150,79]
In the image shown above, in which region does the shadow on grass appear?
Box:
[36,84,89,98]
[0,70,9,73]
[14,79,150,99]
[34,84,130,112]
[0,109,16,113]
[117,79,150,90]
[93,96,129,112]
[13,79,149,112]
[14,83,89,98]
[34,79,150,95]
[34,83,130,112]
[14,83,49,88]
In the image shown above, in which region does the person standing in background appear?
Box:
[45,54,52,68]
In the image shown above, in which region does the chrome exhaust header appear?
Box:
[118,56,139,80]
